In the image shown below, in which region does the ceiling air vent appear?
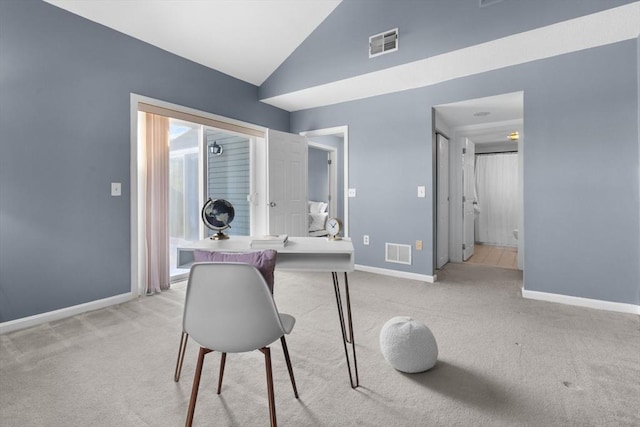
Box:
[369,28,398,58]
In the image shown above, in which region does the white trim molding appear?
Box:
[522,289,640,315]
[0,293,136,335]
[355,264,436,283]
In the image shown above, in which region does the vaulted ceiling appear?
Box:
[42,0,636,141]
[44,0,341,86]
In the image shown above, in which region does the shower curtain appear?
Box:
[474,152,518,247]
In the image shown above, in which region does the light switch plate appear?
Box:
[111,182,121,196]
[417,186,426,198]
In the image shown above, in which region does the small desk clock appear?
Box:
[326,217,343,240]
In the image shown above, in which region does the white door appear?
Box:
[436,134,449,269]
[267,129,308,236]
[462,137,476,260]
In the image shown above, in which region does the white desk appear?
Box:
[177,236,354,273]
[176,236,359,388]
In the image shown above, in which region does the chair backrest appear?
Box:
[192,250,277,293]
[182,262,288,353]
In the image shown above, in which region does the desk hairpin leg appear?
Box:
[332,272,359,389]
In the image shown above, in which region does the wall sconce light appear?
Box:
[508,131,519,141]
[209,141,223,155]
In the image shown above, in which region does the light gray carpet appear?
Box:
[1,263,639,426]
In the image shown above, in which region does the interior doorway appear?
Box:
[434,92,524,271]
[465,244,518,269]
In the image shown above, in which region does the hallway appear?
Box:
[466,243,518,270]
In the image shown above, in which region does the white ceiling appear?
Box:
[44,0,341,86]
[436,92,523,148]
[436,92,523,130]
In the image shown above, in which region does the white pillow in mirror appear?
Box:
[309,201,328,214]
[308,213,328,232]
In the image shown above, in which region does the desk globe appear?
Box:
[201,198,235,240]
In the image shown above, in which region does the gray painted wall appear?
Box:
[261,0,636,99]
[0,0,288,322]
[291,40,639,306]
[1,0,638,324]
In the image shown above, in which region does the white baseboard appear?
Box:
[355,264,437,283]
[352,266,638,315]
[0,293,137,335]
[522,289,640,315]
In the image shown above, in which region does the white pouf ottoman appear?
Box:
[379,316,438,373]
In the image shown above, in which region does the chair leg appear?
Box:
[185,347,211,427]
[280,336,298,398]
[260,347,277,427]
[217,352,227,394]
[174,331,189,382]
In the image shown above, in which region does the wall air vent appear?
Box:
[385,243,412,265]
[369,28,398,58]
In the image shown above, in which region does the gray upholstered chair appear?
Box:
[182,262,298,427]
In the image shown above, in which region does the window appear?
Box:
[205,128,251,237]
[135,99,266,291]
[168,121,254,278]
[169,120,200,277]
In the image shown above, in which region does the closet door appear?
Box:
[436,134,449,269]
[462,138,476,261]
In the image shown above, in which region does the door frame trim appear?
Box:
[435,132,450,269]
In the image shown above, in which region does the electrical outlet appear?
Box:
[363,235,369,245]
[348,188,357,197]
[415,240,423,250]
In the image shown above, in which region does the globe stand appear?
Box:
[209,231,229,240]
[201,198,235,241]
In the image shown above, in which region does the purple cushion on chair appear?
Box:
[192,249,277,293]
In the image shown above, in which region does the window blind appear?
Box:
[207,136,251,236]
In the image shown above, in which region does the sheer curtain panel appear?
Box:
[474,153,518,247]
[144,113,170,293]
